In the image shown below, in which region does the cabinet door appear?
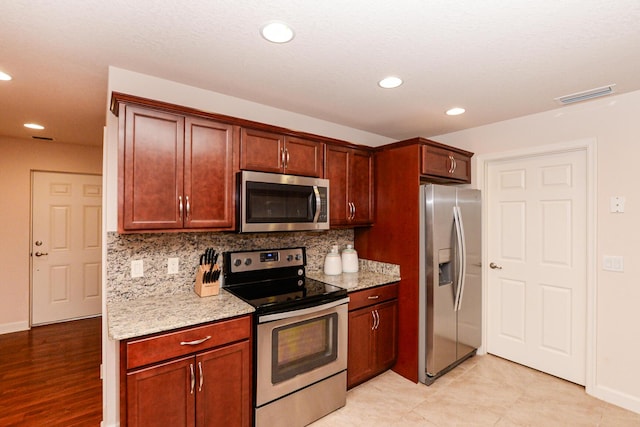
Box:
[127,356,195,427]
[325,145,350,225]
[421,144,471,183]
[239,128,284,174]
[374,300,398,371]
[196,340,252,427]
[350,149,373,225]
[283,136,323,177]
[184,117,235,229]
[347,307,375,388]
[121,105,185,231]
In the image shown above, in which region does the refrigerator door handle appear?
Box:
[453,206,467,312]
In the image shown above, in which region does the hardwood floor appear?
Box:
[0,317,102,426]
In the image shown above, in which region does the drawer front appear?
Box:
[125,315,251,370]
[348,283,398,311]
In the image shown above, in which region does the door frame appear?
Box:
[475,137,597,394]
[29,169,103,326]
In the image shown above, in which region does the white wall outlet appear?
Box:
[610,196,625,213]
[603,255,624,272]
[131,259,144,278]
[168,257,179,274]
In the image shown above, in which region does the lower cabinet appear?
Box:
[347,283,398,389]
[121,316,252,427]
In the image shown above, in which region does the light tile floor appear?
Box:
[310,354,640,426]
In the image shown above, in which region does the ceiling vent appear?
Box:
[554,84,616,105]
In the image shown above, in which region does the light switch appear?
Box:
[131,260,144,278]
[610,196,625,213]
[603,255,624,272]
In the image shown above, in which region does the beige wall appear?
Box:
[435,90,640,413]
[0,136,102,332]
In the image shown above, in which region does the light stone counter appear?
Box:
[107,289,254,341]
[307,259,401,292]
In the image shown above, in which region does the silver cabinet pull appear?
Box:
[367,295,380,300]
[489,262,503,270]
[352,203,356,220]
[190,363,195,394]
[185,196,190,219]
[374,310,380,330]
[452,157,457,173]
[448,155,454,173]
[285,148,290,168]
[198,361,203,392]
[179,196,183,216]
[34,252,49,257]
[371,310,376,330]
[281,148,286,168]
[180,336,211,346]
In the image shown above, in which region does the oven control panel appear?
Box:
[226,247,305,273]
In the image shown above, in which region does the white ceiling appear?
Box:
[2,0,640,147]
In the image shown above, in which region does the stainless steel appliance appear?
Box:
[223,247,348,427]
[418,184,482,385]
[239,171,329,232]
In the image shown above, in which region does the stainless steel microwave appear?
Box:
[239,171,329,233]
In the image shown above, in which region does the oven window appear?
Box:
[272,313,338,384]
[246,182,314,223]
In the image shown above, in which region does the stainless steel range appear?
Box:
[223,247,349,427]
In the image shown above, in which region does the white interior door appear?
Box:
[486,149,586,385]
[31,171,102,325]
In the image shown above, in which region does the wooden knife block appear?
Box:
[194,264,220,297]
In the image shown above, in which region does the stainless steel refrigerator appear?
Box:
[418,184,482,385]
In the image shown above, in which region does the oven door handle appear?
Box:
[258,297,350,323]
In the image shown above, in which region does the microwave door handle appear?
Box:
[312,186,321,223]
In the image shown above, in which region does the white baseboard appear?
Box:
[0,320,30,335]
[588,383,640,414]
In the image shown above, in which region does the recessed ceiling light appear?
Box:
[446,107,466,116]
[24,123,45,130]
[260,21,295,43]
[378,76,403,89]
[0,71,12,81]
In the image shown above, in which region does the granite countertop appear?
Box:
[307,268,401,293]
[107,259,400,341]
[107,289,255,341]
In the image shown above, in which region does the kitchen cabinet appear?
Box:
[347,283,398,388]
[421,141,471,183]
[325,145,374,226]
[118,103,235,232]
[121,316,252,427]
[239,128,323,177]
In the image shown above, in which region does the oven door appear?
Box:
[255,298,348,407]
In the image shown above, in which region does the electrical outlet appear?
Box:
[168,257,179,274]
[131,259,144,278]
[603,255,624,272]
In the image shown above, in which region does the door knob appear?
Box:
[34,252,49,257]
[489,262,502,270]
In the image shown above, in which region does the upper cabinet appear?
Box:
[325,145,374,227]
[117,103,235,232]
[421,142,471,183]
[240,128,324,177]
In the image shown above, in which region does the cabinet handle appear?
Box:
[452,157,457,173]
[180,336,211,346]
[374,310,380,330]
[371,310,376,331]
[281,148,286,168]
[348,202,356,220]
[352,203,356,220]
[448,156,454,173]
[185,196,190,219]
[285,148,290,168]
[198,361,204,392]
[179,196,183,216]
[190,363,195,394]
[367,295,380,300]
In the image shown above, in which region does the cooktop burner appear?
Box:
[222,247,347,314]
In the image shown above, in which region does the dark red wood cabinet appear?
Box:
[325,144,374,226]
[118,103,235,232]
[347,283,398,388]
[121,316,252,427]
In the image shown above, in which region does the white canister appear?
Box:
[323,245,342,275]
[341,244,359,273]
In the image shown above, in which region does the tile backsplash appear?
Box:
[107,229,354,303]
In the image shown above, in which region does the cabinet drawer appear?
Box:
[348,283,398,311]
[125,315,251,370]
